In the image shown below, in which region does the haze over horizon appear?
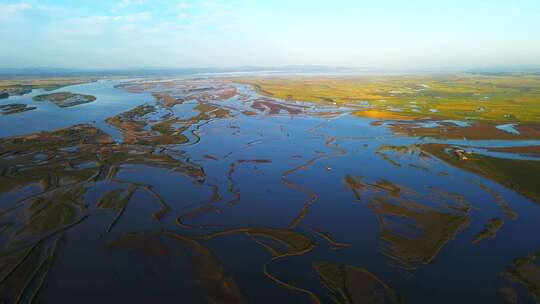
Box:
[1,0,539,70]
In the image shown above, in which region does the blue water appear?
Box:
[496,123,520,135]
[0,79,152,139]
[1,78,539,304]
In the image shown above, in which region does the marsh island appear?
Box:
[33,92,97,108]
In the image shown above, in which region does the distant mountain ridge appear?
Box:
[465,66,540,76]
[0,66,362,78]
[1,66,539,78]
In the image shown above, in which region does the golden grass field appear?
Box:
[0,78,93,96]
[241,74,540,123]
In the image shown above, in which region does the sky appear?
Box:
[1,0,539,70]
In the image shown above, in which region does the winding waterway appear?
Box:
[0,78,539,303]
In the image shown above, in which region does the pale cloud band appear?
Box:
[0,0,539,69]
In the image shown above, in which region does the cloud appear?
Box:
[114,12,152,22]
[0,2,66,22]
[0,2,32,20]
[47,11,154,40]
[176,13,189,20]
[117,0,145,7]
[1,1,284,68]
[176,2,190,10]
[0,2,32,13]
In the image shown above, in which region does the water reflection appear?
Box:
[0,78,539,303]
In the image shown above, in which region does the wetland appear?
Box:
[0,74,539,303]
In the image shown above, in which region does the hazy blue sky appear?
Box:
[1,0,539,69]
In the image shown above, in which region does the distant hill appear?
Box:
[3,66,539,78]
[466,66,540,76]
[0,66,362,78]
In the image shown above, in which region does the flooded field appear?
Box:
[1,77,539,303]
